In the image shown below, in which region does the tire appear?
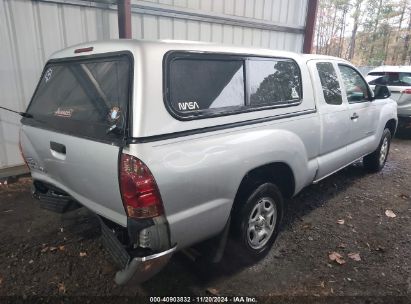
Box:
[232,183,284,259]
[363,128,391,172]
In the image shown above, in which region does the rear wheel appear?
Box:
[232,183,283,259]
[363,128,391,172]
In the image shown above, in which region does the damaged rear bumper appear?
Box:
[99,216,176,285]
[114,246,177,285]
[31,179,176,284]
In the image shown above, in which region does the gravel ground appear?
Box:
[0,138,410,303]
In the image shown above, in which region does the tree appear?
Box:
[391,0,408,63]
[401,6,411,64]
[367,0,384,61]
[315,0,351,57]
[314,0,411,66]
[348,0,363,60]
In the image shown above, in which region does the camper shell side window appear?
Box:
[164,51,303,120]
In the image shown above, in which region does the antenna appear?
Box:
[0,106,32,118]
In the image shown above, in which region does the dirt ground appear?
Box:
[0,138,410,303]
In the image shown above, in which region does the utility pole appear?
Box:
[118,0,132,39]
[303,0,319,53]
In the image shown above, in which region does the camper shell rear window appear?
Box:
[164,52,303,120]
[23,52,133,145]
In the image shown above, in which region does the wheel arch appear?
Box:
[385,118,397,136]
[232,162,295,212]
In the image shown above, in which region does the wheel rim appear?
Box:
[379,136,389,166]
[246,197,277,250]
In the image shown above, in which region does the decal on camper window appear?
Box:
[54,108,73,118]
[44,68,53,83]
[108,106,121,122]
[178,101,200,111]
[291,87,299,99]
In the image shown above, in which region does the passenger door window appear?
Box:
[316,62,342,105]
[338,64,370,103]
[248,59,302,106]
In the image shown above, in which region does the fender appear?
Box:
[374,99,398,146]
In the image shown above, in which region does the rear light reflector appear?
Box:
[74,47,93,54]
[402,89,411,94]
[119,154,164,219]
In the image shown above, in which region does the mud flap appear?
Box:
[99,217,130,269]
[31,182,81,213]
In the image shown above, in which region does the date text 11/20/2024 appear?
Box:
[149,296,258,303]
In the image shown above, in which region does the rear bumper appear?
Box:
[99,217,176,285]
[115,246,177,285]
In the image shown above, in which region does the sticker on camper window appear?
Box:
[54,108,73,118]
[108,106,121,122]
[44,68,53,83]
[178,101,200,111]
[291,87,299,99]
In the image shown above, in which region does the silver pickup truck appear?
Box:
[19,40,397,284]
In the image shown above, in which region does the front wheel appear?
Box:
[363,128,391,172]
[232,183,283,259]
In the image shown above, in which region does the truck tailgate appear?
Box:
[21,125,127,226]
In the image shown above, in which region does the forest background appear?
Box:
[314,0,411,67]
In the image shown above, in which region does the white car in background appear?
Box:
[366,66,411,131]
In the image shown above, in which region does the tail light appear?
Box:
[119,153,164,219]
[402,89,411,94]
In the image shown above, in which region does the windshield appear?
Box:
[25,54,132,144]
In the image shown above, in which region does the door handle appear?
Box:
[50,141,66,154]
[350,113,359,120]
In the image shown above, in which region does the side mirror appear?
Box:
[373,85,391,99]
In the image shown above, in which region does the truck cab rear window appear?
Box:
[26,54,132,144]
[316,62,342,105]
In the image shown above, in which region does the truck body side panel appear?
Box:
[127,113,320,248]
